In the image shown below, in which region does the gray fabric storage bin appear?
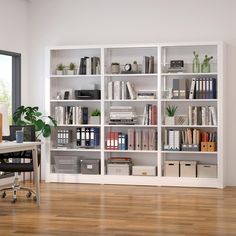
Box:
[107,164,132,175]
[80,159,100,175]
[54,156,80,174]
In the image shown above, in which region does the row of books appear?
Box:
[76,127,100,148]
[142,56,155,74]
[106,129,157,150]
[79,56,100,75]
[164,128,217,151]
[172,78,217,99]
[55,106,88,125]
[108,81,136,100]
[188,106,217,126]
[142,104,157,125]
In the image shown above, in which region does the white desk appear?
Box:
[0,141,41,206]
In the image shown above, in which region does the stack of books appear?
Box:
[79,56,100,75]
[142,104,157,125]
[142,56,155,74]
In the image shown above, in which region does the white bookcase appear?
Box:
[45,42,225,188]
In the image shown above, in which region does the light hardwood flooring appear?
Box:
[0,182,236,235]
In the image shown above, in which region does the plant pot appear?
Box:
[89,116,100,125]
[132,64,139,73]
[165,116,175,125]
[67,70,74,75]
[111,65,120,74]
[56,70,63,75]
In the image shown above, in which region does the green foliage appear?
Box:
[166,105,178,117]
[91,109,101,116]
[203,55,213,63]
[193,51,199,58]
[111,62,120,66]
[133,61,138,64]
[13,106,57,138]
[57,63,65,71]
[69,62,76,70]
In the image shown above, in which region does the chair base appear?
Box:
[0,175,37,203]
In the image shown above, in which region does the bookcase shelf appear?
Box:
[45,42,224,188]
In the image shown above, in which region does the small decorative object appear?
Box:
[124,63,132,72]
[111,62,120,74]
[201,55,213,73]
[167,60,184,73]
[192,51,200,73]
[56,63,65,75]
[89,109,101,124]
[165,105,177,125]
[175,115,188,125]
[67,62,76,75]
[132,61,139,73]
[162,89,173,99]
[56,92,62,100]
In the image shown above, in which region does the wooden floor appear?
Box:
[0,183,236,236]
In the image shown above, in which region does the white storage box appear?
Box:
[180,161,197,177]
[164,161,179,177]
[107,164,131,175]
[197,164,217,178]
[132,166,156,176]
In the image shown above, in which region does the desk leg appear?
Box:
[32,147,40,207]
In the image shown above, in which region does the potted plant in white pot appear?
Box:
[67,62,76,75]
[165,105,177,125]
[89,109,101,124]
[56,63,65,75]
[132,61,139,73]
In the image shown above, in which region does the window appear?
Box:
[0,50,21,178]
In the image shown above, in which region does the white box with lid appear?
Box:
[132,166,156,176]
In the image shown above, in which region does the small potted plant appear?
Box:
[56,63,65,75]
[67,62,76,75]
[132,61,139,73]
[165,105,177,125]
[111,62,120,74]
[89,109,101,124]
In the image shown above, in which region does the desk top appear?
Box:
[0,141,41,153]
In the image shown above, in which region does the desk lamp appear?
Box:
[0,103,10,143]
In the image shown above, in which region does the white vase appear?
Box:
[165,116,175,125]
[111,65,120,74]
[89,116,100,125]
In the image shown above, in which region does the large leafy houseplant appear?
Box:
[13,106,57,139]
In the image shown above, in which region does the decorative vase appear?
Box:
[192,56,200,73]
[165,116,175,125]
[111,64,120,74]
[89,116,100,125]
[67,70,74,75]
[201,62,210,73]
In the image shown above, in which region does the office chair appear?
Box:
[0,125,40,203]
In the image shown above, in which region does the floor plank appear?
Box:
[0,182,236,235]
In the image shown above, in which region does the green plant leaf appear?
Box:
[42,124,51,138]
[48,116,57,127]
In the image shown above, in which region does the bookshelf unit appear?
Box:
[45,42,225,188]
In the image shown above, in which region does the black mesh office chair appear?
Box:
[0,125,40,203]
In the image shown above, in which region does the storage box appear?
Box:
[107,163,131,175]
[208,142,217,152]
[201,142,208,152]
[54,156,80,174]
[180,161,197,177]
[132,166,156,176]
[80,159,100,175]
[197,164,217,178]
[164,161,179,177]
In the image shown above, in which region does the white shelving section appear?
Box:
[45,42,225,188]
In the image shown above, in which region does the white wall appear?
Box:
[0,0,29,104]
[27,0,236,185]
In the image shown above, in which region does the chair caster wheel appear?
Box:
[26,192,32,198]
[1,192,6,198]
[33,196,37,202]
[12,198,17,203]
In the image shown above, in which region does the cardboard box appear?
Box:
[164,161,179,177]
[180,161,197,177]
[197,164,217,178]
